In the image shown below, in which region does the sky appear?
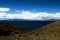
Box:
[0,0,60,20]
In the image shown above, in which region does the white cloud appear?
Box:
[0,12,7,20]
[0,8,60,20]
[0,7,10,12]
[5,11,60,20]
[0,12,6,18]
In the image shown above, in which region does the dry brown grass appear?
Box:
[0,21,60,40]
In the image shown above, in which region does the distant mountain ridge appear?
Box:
[0,19,60,21]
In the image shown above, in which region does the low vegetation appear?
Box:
[0,21,60,40]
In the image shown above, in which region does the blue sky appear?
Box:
[0,0,60,20]
[0,0,60,13]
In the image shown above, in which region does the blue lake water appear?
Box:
[1,20,55,30]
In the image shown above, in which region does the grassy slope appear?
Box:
[25,20,60,40]
[0,21,29,33]
[0,21,60,40]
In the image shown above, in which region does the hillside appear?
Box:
[0,21,60,40]
[0,21,29,36]
[25,20,60,40]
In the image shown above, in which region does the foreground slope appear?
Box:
[0,21,29,36]
[25,20,60,40]
[0,21,60,40]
